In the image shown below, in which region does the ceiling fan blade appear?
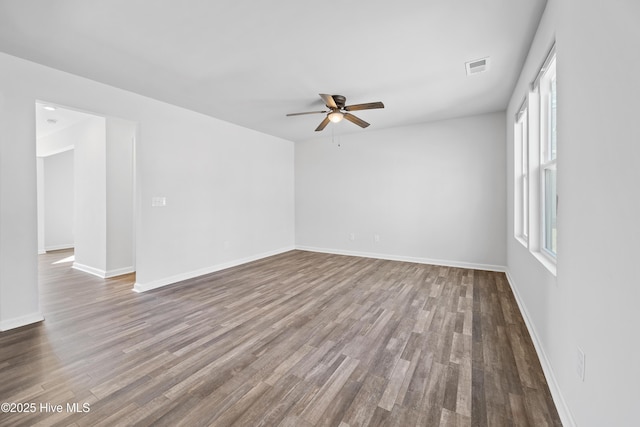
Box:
[343,113,370,128]
[286,110,327,116]
[315,116,331,131]
[344,102,385,111]
[319,93,337,109]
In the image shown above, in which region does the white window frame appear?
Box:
[514,43,556,275]
[538,54,557,260]
[514,100,529,246]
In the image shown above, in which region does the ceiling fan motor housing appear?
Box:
[331,95,346,109]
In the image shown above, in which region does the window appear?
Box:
[513,44,556,273]
[538,54,557,257]
[514,102,529,244]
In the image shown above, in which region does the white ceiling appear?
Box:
[0,0,546,142]
[35,103,94,138]
[35,102,96,156]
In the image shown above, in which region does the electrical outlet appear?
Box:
[576,346,585,381]
[374,234,380,243]
[349,233,355,241]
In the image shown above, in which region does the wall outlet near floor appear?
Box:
[374,234,380,243]
[349,233,355,241]
[576,346,586,381]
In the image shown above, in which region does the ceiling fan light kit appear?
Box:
[328,111,344,123]
[287,94,384,131]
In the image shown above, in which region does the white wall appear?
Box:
[37,126,75,157]
[506,1,640,426]
[0,93,42,330]
[43,149,74,250]
[0,51,295,327]
[73,116,108,274]
[135,107,295,290]
[296,112,506,270]
[36,157,45,254]
[105,118,135,275]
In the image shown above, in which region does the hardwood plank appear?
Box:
[341,375,387,427]
[0,249,562,426]
[299,356,359,424]
[456,356,473,418]
[377,358,410,411]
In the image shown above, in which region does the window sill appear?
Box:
[515,235,528,248]
[532,250,557,277]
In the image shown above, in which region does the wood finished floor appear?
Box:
[0,249,561,426]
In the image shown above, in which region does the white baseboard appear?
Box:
[38,249,46,255]
[45,244,75,251]
[504,271,576,427]
[104,266,135,278]
[133,245,295,293]
[0,312,44,332]
[73,262,106,278]
[295,245,507,272]
[73,262,135,279]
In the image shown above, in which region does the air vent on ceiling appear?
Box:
[465,57,490,76]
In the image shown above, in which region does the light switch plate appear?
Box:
[152,196,167,207]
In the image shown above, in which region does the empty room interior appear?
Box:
[0,1,638,426]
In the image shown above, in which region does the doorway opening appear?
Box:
[36,101,137,278]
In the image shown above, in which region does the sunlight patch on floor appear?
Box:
[52,255,75,265]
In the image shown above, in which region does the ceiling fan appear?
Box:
[286,94,384,131]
